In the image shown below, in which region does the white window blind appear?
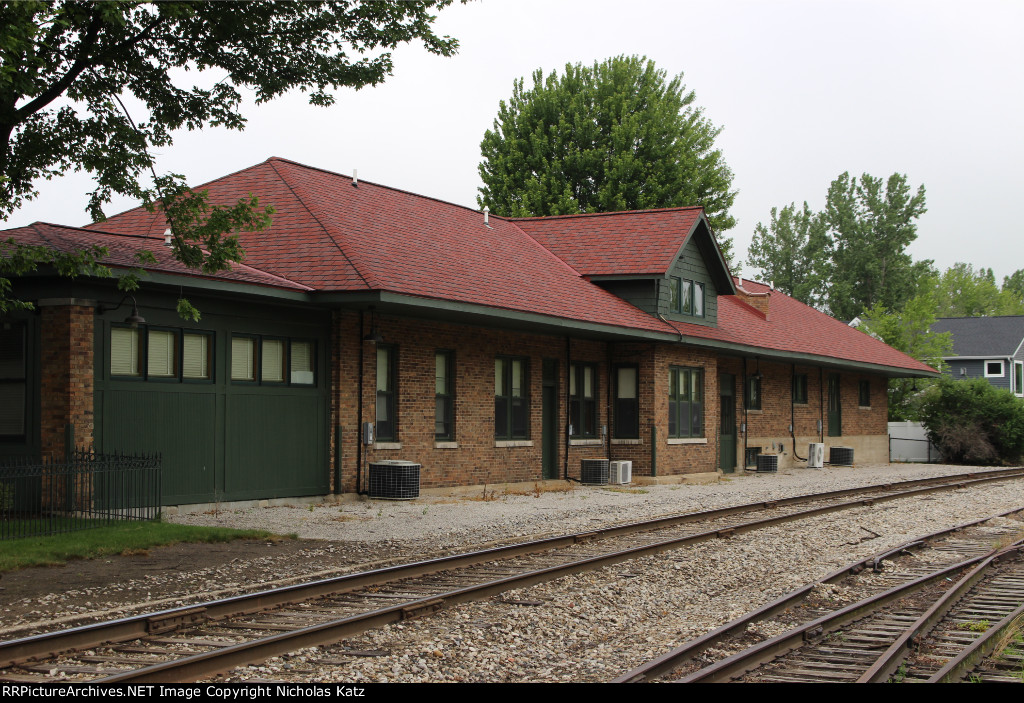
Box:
[183,333,210,380]
[617,367,637,399]
[262,339,285,382]
[231,337,255,381]
[291,341,314,384]
[111,328,141,376]
[147,330,177,377]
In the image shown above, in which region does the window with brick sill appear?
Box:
[669,366,703,438]
[495,356,529,440]
[614,365,639,439]
[569,362,598,438]
[859,380,871,407]
[435,350,454,441]
[745,375,762,411]
[792,374,808,404]
[376,345,398,442]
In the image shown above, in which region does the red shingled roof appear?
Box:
[663,279,936,374]
[88,158,672,333]
[3,222,311,292]
[50,156,931,374]
[512,208,704,277]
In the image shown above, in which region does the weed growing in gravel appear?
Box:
[991,526,1024,550]
[500,481,574,498]
[463,485,499,502]
[959,620,991,633]
[603,487,649,495]
[889,663,908,683]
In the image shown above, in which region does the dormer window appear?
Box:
[668,277,704,318]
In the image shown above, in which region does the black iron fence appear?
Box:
[0,449,161,540]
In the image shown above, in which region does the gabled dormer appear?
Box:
[655,216,735,328]
[513,208,735,329]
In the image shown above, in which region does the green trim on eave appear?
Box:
[374,291,677,341]
[137,272,314,302]
[17,266,316,304]
[665,216,736,295]
[674,334,939,378]
[317,290,937,377]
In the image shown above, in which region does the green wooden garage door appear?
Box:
[94,309,330,505]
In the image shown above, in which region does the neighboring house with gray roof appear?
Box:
[931,316,1024,396]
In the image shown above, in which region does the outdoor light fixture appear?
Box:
[97,294,146,327]
[362,307,384,344]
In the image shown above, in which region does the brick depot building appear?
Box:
[0,158,937,506]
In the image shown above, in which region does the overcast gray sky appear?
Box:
[5,0,1023,281]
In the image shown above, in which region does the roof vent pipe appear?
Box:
[352,169,358,187]
[483,206,489,226]
[164,229,172,247]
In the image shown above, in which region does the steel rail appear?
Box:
[857,542,1024,683]
[929,601,1024,682]
[1,468,1021,677]
[676,551,1001,683]
[92,480,1024,683]
[612,506,1024,683]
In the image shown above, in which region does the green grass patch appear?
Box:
[0,521,291,572]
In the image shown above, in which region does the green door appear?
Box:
[828,373,842,437]
[542,359,559,479]
[719,374,736,473]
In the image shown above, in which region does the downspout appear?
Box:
[564,336,571,481]
[819,366,825,443]
[357,310,365,495]
[742,357,749,469]
[792,363,806,461]
[334,312,343,494]
[606,342,613,458]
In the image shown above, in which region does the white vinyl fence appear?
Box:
[888,421,940,463]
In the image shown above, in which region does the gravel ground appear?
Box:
[167,462,1016,547]
[3,462,1024,683]
[228,473,1024,683]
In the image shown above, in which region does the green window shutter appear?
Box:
[147,329,178,378]
[111,327,141,376]
[262,339,286,383]
[290,341,314,384]
[183,333,210,380]
[231,337,255,381]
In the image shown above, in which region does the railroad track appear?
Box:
[622,516,1024,683]
[2,468,1023,683]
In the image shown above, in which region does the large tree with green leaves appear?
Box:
[0,0,459,316]
[823,172,929,321]
[478,55,738,261]
[745,202,828,308]
[934,263,1024,318]
[857,275,952,420]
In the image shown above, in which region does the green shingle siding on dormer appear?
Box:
[593,279,662,316]
[660,239,717,327]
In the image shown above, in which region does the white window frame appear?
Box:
[984,360,1005,378]
[1015,361,1024,397]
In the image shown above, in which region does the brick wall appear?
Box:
[326,312,893,491]
[719,357,890,467]
[350,314,573,489]
[39,303,94,459]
